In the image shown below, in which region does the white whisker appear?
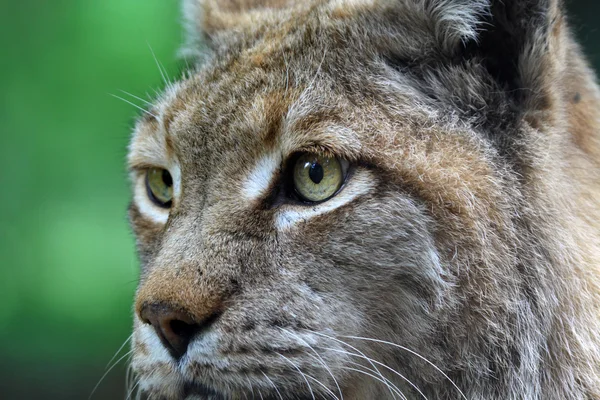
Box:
[304,374,341,400]
[245,374,256,400]
[125,362,135,398]
[110,94,158,118]
[342,335,468,400]
[261,370,284,400]
[89,350,133,399]
[182,56,191,77]
[279,327,344,400]
[277,353,316,400]
[125,375,141,400]
[342,366,406,400]
[307,48,328,94]
[147,42,170,89]
[304,329,398,399]
[344,360,404,400]
[322,346,428,399]
[281,46,290,94]
[118,90,153,106]
[106,334,133,369]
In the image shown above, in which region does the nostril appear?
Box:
[139,303,222,360]
[170,319,196,339]
[139,303,198,359]
[159,315,199,359]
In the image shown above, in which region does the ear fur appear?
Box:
[381,0,566,119]
[182,0,489,52]
[422,0,491,51]
[181,0,297,56]
[182,0,566,114]
[460,0,565,103]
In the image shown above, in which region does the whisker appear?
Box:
[322,346,428,400]
[118,90,153,106]
[281,46,290,94]
[106,334,133,370]
[277,353,316,400]
[125,362,135,398]
[344,360,404,400]
[245,374,256,400]
[89,350,133,399]
[151,87,162,98]
[303,329,397,399]
[183,56,191,76]
[147,42,170,89]
[126,378,141,400]
[279,327,344,400]
[260,370,284,400]
[341,366,406,400]
[307,48,328,94]
[109,94,158,118]
[160,60,173,86]
[304,374,341,400]
[341,335,468,400]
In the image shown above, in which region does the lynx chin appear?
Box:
[125,0,600,398]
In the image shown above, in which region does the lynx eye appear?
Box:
[145,168,173,208]
[293,153,345,202]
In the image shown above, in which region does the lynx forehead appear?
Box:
[126,0,600,399]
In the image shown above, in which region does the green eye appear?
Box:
[293,153,344,202]
[145,168,173,208]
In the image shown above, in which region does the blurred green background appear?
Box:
[0,1,597,399]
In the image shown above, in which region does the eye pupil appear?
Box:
[145,168,174,208]
[292,153,345,203]
[308,163,324,184]
[162,169,173,187]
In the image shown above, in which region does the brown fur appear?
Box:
[127,0,600,398]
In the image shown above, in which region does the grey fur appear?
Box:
[126,1,600,399]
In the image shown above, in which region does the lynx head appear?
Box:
[127,0,600,398]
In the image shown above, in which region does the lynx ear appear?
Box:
[182,0,296,54]
[458,0,565,106]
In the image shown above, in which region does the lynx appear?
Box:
[126,0,600,398]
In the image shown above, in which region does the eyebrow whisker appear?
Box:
[118,89,154,106]
[110,93,159,118]
[147,41,173,89]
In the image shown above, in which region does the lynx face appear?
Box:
[127,0,600,399]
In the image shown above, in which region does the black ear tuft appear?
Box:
[460,0,562,96]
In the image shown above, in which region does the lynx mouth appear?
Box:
[140,380,319,400]
[183,386,317,400]
[182,381,226,399]
[138,381,226,400]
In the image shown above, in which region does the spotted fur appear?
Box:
[127,0,600,398]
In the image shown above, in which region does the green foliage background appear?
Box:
[0,1,597,399]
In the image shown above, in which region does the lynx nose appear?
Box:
[139,303,219,359]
